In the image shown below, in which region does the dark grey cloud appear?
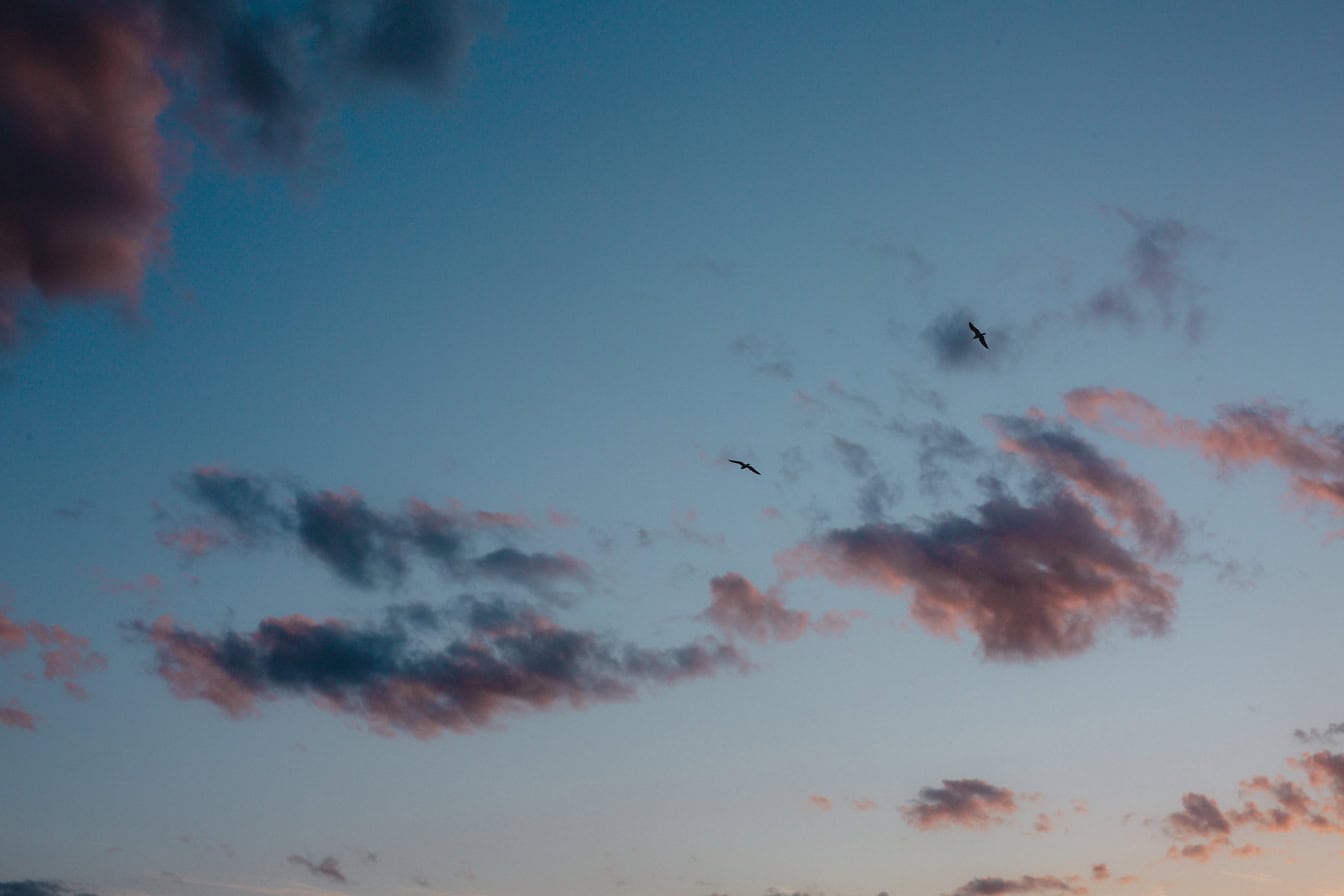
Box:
[288,855,347,884]
[1296,722,1344,745]
[945,875,1083,896]
[1,0,495,345]
[294,490,407,588]
[0,883,98,896]
[130,596,748,737]
[175,469,589,598]
[922,310,1009,371]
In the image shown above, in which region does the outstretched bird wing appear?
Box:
[975,333,988,348]
[745,463,761,475]
[728,459,747,468]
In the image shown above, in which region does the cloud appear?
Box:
[1090,864,1108,881]
[808,795,832,811]
[890,420,981,498]
[129,597,747,737]
[156,525,229,559]
[786,469,1178,660]
[988,414,1182,558]
[729,335,794,381]
[0,609,107,705]
[1065,387,1344,520]
[832,437,876,478]
[922,311,1007,371]
[902,779,1018,830]
[852,798,877,811]
[1033,813,1052,833]
[175,469,590,598]
[701,573,808,644]
[0,609,27,655]
[287,855,346,885]
[0,884,99,896]
[1295,722,1344,745]
[1075,208,1207,341]
[1,0,495,346]
[1161,753,1344,862]
[945,875,1083,896]
[0,698,37,731]
[1167,792,1232,840]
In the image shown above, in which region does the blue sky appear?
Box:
[5,3,1344,896]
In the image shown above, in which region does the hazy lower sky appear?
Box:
[5,3,1344,896]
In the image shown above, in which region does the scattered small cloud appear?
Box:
[902,779,1018,830]
[287,855,347,885]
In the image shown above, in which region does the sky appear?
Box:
[4,2,1344,895]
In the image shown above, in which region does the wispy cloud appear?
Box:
[1066,387,1344,522]
[1075,207,1208,342]
[170,468,589,599]
[287,856,345,885]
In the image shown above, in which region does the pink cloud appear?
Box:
[1161,750,1344,862]
[29,623,108,683]
[1033,813,1053,833]
[902,779,1017,830]
[1090,864,1108,881]
[988,414,1182,557]
[0,698,36,731]
[785,483,1177,661]
[701,573,809,644]
[156,526,229,559]
[812,609,863,637]
[0,608,28,656]
[852,799,877,811]
[808,794,833,811]
[0,0,170,344]
[547,508,580,528]
[1065,387,1344,519]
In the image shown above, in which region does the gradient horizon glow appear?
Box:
[4,3,1344,896]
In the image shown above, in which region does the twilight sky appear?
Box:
[4,3,1344,896]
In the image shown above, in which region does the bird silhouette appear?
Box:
[968,321,989,349]
[728,459,761,475]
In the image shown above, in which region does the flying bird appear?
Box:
[968,321,989,349]
[728,459,761,475]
